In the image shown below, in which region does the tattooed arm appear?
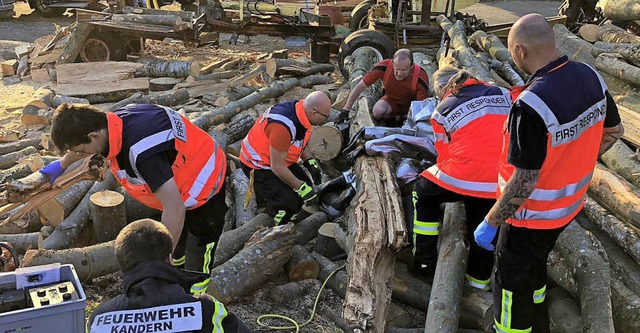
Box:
[485,168,540,227]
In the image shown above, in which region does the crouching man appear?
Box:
[87,219,252,333]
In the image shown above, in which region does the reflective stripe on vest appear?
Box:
[106,108,226,210]
[426,164,498,194]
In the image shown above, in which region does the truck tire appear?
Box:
[29,0,65,17]
[349,0,375,31]
[338,29,395,79]
[80,31,127,62]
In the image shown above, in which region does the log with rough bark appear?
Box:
[425,202,469,333]
[22,88,54,117]
[52,95,90,107]
[43,172,118,250]
[315,222,344,259]
[592,41,640,67]
[269,279,321,304]
[211,111,254,143]
[487,59,525,86]
[299,75,333,88]
[5,170,50,201]
[191,78,298,130]
[595,53,640,86]
[37,180,93,227]
[273,64,335,78]
[115,187,161,222]
[191,70,235,81]
[546,287,582,333]
[112,14,185,27]
[0,205,42,234]
[58,22,91,64]
[598,24,640,45]
[0,146,38,169]
[342,46,407,333]
[137,58,200,78]
[206,212,327,302]
[22,241,117,282]
[437,16,492,82]
[600,140,640,187]
[588,163,640,229]
[90,190,126,242]
[230,169,256,229]
[551,222,615,332]
[107,88,190,111]
[265,58,313,77]
[582,195,640,265]
[227,64,264,88]
[285,244,319,281]
[596,0,640,22]
[212,213,273,266]
[0,164,41,185]
[0,138,42,156]
[0,232,42,253]
[211,86,257,107]
[468,30,528,81]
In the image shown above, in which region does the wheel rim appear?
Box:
[36,0,51,12]
[353,45,384,63]
[81,38,111,62]
[357,15,369,29]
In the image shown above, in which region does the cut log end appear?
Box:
[307,125,343,161]
[90,190,125,207]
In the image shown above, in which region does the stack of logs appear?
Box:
[2,16,640,333]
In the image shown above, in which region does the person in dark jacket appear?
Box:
[87,219,252,333]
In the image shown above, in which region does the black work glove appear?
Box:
[295,182,319,206]
[303,158,322,185]
[335,109,350,125]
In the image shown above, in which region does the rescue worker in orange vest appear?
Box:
[240,91,331,225]
[337,48,430,124]
[44,103,227,294]
[472,14,624,333]
[410,66,511,289]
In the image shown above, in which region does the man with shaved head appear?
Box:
[473,14,624,333]
[240,91,331,225]
[338,48,430,124]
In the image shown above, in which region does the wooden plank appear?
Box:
[619,105,640,148]
[31,68,51,83]
[30,49,63,65]
[55,62,143,84]
[53,77,149,97]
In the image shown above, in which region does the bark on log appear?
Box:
[269,279,321,304]
[266,58,313,77]
[90,190,126,242]
[588,163,640,229]
[112,14,184,27]
[600,140,640,187]
[273,64,335,78]
[191,78,299,130]
[552,222,615,332]
[137,58,200,78]
[149,77,182,92]
[425,203,469,333]
[0,138,42,156]
[22,241,117,282]
[107,88,190,111]
[211,86,257,107]
[230,169,256,229]
[58,22,91,64]
[0,146,38,169]
[299,75,333,89]
[314,222,343,259]
[227,64,265,88]
[37,180,93,227]
[592,41,640,67]
[0,164,39,185]
[191,70,235,81]
[546,287,582,333]
[285,245,319,281]
[576,213,640,296]
[52,95,90,107]
[43,172,118,250]
[595,53,640,86]
[437,16,492,82]
[597,24,640,45]
[596,1,640,24]
[211,111,254,143]
[468,30,527,81]
[0,232,43,253]
[342,46,407,333]
[207,212,327,302]
[582,195,640,265]
[116,187,161,222]
[307,125,343,161]
[5,170,50,201]
[487,59,525,86]
[0,205,42,234]
[212,213,273,267]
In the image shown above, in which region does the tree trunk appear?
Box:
[0,146,38,169]
[0,138,41,156]
[138,58,200,78]
[90,190,126,242]
[342,46,407,333]
[22,241,117,282]
[0,204,42,235]
[592,41,640,67]
[284,244,319,281]
[600,140,640,187]
[0,164,39,185]
[211,111,254,143]
[212,213,273,267]
[58,22,92,64]
[192,70,235,81]
[596,0,640,22]
[266,58,313,77]
[149,77,182,91]
[43,173,119,249]
[211,86,257,107]
[207,212,327,302]
[108,88,190,111]
[52,95,90,107]
[578,24,601,43]
[116,187,161,222]
[5,170,50,201]
[588,163,640,229]
[112,14,184,27]
[0,232,43,253]
[487,59,525,86]
[230,169,256,228]
[597,24,640,45]
[314,222,344,259]
[269,279,320,304]
[299,75,333,88]
[191,78,299,130]
[546,287,582,333]
[552,222,615,332]
[307,125,343,161]
[424,203,469,333]
[37,180,93,227]
[467,30,527,81]
[437,17,492,82]
[272,64,335,78]
[595,53,640,86]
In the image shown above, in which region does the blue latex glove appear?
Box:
[474,219,498,251]
[39,161,65,185]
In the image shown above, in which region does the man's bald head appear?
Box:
[508,14,560,75]
[393,48,414,81]
[304,90,332,125]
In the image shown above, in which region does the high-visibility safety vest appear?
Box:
[421,79,511,198]
[240,99,313,169]
[105,105,227,211]
[382,62,422,96]
[499,58,608,229]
